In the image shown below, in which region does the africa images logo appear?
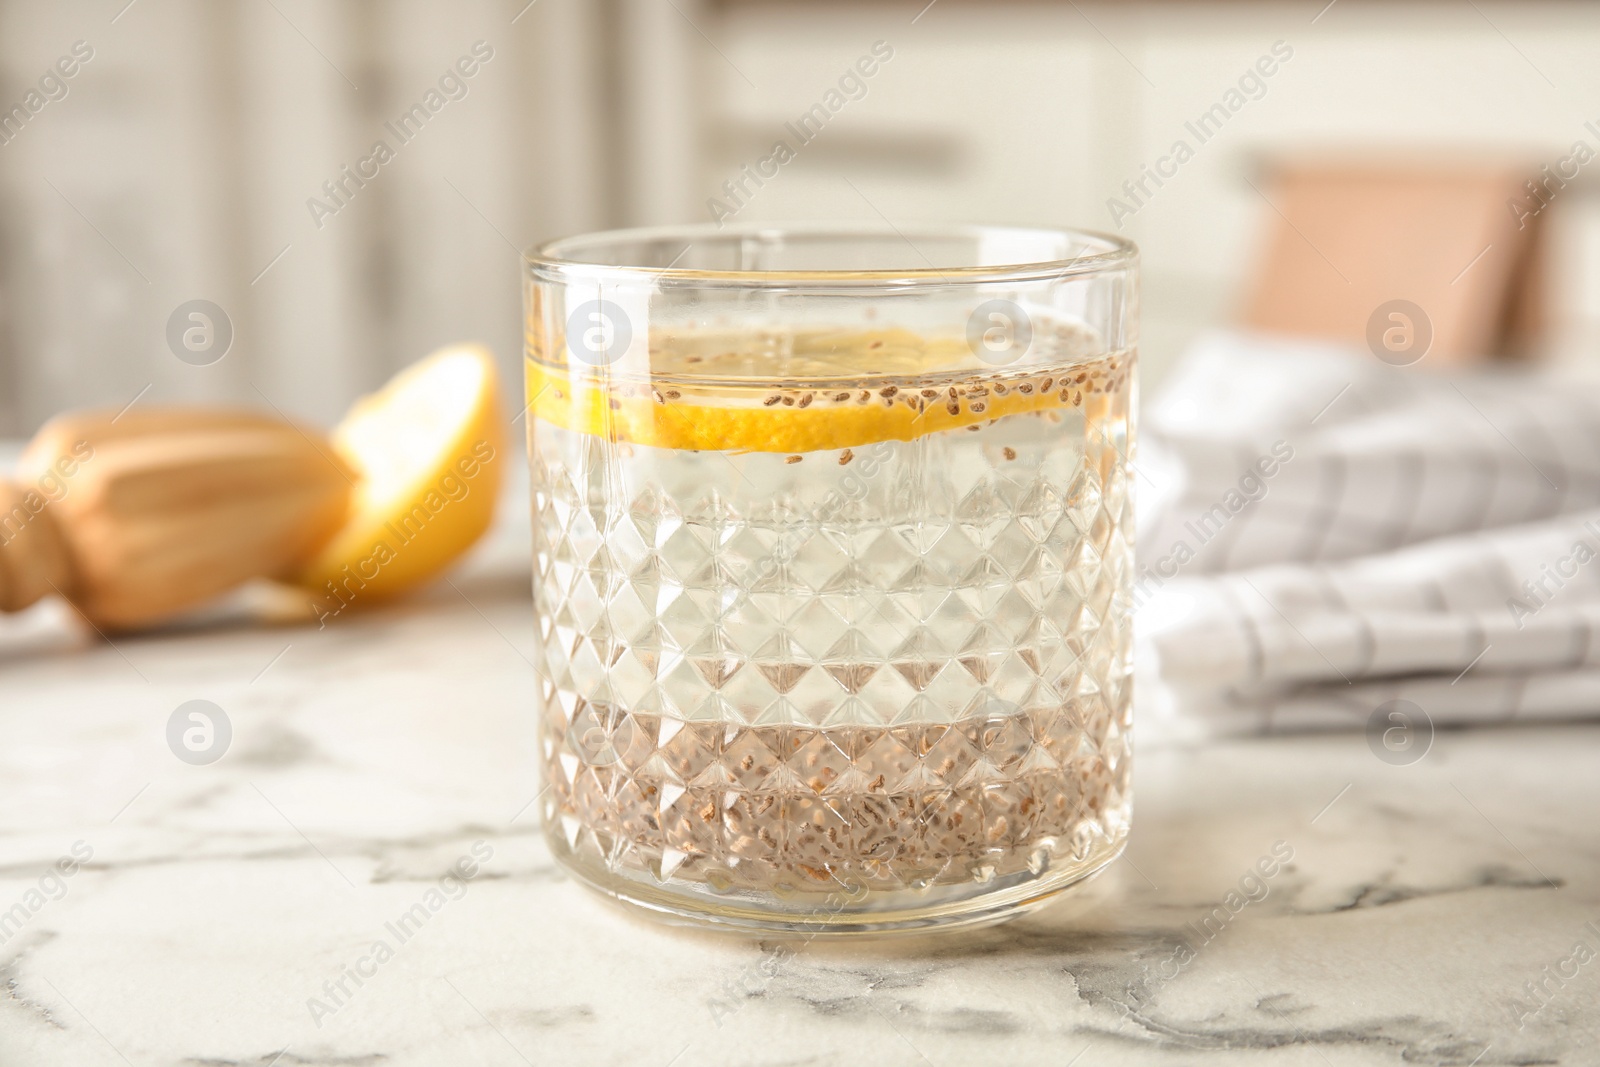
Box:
[1106,41,1294,228]
[306,41,494,229]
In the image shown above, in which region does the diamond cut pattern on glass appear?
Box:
[532,406,1132,893]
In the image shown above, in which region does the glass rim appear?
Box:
[524,222,1137,289]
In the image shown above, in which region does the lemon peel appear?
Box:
[294,344,507,605]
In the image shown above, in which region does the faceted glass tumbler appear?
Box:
[523,224,1137,934]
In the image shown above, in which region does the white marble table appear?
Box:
[2,516,1597,1067]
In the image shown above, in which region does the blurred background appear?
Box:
[4,0,1600,436]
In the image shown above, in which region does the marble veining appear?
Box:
[0,520,1596,1066]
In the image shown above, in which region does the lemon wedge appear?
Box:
[293,344,507,609]
[525,326,1120,454]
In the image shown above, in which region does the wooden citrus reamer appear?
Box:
[0,407,352,630]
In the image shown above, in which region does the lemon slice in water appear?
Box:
[525,326,1118,454]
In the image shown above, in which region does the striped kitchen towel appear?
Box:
[1137,332,1600,737]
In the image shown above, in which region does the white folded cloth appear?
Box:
[1138,332,1600,737]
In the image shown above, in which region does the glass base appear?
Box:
[546,824,1127,937]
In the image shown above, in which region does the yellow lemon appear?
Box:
[524,326,1119,454]
[294,344,507,608]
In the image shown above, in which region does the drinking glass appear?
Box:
[523,224,1136,934]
